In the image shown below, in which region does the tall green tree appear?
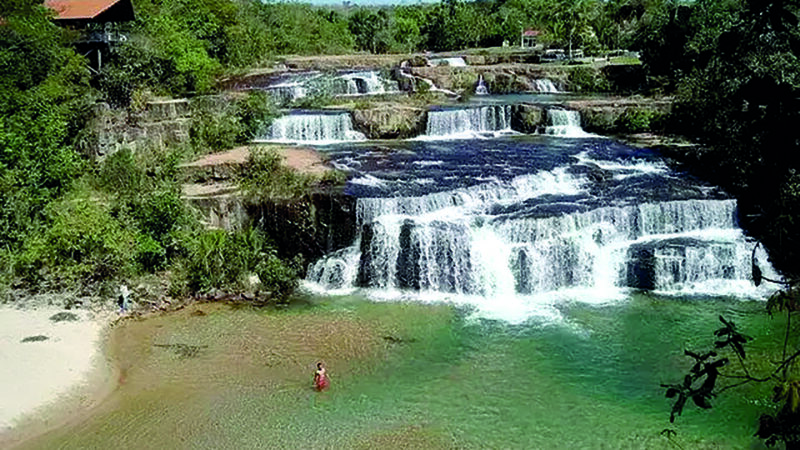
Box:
[0,0,93,247]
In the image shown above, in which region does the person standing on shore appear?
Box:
[118,285,130,314]
[313,362,330,391]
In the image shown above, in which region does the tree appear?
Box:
[0,0,92,247]
[348,8,387,53]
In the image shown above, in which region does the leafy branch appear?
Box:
[661,244,800,447]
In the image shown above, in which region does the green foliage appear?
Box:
[567,66,610,92]
[95,145,191,273]
[15,185,137,289]
[190,103,242,151]
[616,107,662,133]
[98,148,143,194]
[0,0,93,249]
[189,93,278,152]
[295,90,337,109]
[236,91,278,138]
[174,227,298,297]
[257,3,354,55]
[239,147,316,203]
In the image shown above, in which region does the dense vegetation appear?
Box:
[2,0,800,444]
[0,0,659,302]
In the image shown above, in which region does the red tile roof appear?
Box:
[44,0,123,20]
[523,29,542,37]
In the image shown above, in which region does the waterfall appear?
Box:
[261,71,398,103]
[264,83,307,104]
[429,57,467,67]
[475,75,489,95]
[256,112,366,145]
[544,108,594,138]
[339,71,399,96]
[532,79,559,93]
[423,105,514,139]
[308,187,775,302]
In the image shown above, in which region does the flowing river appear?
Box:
[14,132,785,449]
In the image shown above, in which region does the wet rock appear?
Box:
[511,104,545,133]
[153,343,207,358]
[49,312,79,322]
[357,223,376,288]
[396,220,421,290]
[351,104,427,139]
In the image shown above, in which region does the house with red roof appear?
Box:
[521,29,542,48]
[45,0,135,25]
[44,0,136,71]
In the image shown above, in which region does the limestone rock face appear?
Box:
[351,104,427,139]
[511,104,546,133]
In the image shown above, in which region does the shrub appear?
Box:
[190,93,279,152]
[190,106,243,152]
[616,108,667,133]
[136,233,167,272]
[98,148,143,195]
[16,187,137,289]
[137,190,184,238]
[240,147,316,203]
[568,66,611,93]
[237,91,278,138]
[175,227,298,297]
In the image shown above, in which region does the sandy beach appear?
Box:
[0,305,114,440]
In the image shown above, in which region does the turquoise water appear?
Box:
[286,294,778,448]
[19,294,785,448]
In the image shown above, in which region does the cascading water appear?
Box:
[429,57,467,67]
[339,71,399,95]
[532,79,559,93]
[256,112,366,145]
[306,139,780,323]
[544,108,595,137]
[259,71,398,104]
[264,83,307,103]
[475,75,489,95]
[423,105,514,139]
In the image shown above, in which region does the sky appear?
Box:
[280,0,439,6]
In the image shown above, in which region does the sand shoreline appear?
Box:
[0,305,118,448]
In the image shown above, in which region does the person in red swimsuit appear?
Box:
[313,362,330,391]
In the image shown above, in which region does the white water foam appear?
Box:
[429,57,467,67]
[533,79,559,93]
[544,109,597,138]
[256,112,366,145]
[420,105,517,140]
[574,151,669,179]
[307,170,780,324]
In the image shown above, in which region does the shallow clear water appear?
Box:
[17,134,785,449]
[19,296,784,449]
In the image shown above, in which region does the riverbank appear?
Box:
[0,305,117,447]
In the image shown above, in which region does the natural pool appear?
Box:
[14,132,786,449]
[17,293,785,449]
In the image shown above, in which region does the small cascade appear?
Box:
[475,75,489,96]
[532,79,559,93]
[260,71,398,103]
[339,71,399,96]
[544,108,594,138]
[429,57,467,67]
[424,105,513,139]
[264,83,307,103]
[257,112,366,145]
